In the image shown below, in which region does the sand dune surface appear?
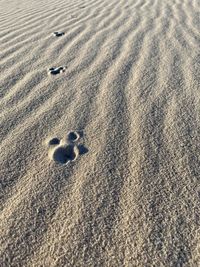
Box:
[0,0,200,266]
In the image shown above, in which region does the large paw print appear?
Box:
[47,131,87,165]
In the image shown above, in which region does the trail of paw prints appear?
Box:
[53,31,65,37]
[48,66,66,75]
[47,131,88,165]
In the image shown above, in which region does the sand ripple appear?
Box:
[0,0,200,266]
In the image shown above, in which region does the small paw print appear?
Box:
[48,66,66,75]
[47,131,87,165]
[53,31,65,37]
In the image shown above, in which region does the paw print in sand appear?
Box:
[53,31,65,37]
[47,131,87,165]
[48,66,66,75]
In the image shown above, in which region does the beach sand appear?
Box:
[0,0,200,266]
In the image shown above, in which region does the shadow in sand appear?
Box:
[78,144,89,155]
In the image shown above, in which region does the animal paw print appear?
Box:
[53,31,65,37]
[47,131,87,165]
[48,66,66,75]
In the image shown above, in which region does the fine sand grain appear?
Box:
[0,0,200,266]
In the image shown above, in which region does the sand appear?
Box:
[0,0,200,266]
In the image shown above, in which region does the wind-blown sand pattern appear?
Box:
[0,0,200,266]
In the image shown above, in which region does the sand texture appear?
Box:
[0,0,200,266]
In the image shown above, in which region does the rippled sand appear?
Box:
[0,0,200,266]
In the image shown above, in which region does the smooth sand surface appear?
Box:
[0,0,200,266]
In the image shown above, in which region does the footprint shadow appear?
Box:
[48,137,60,145]
[77,144,88,155]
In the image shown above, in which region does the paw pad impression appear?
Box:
[52,144,79,164]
